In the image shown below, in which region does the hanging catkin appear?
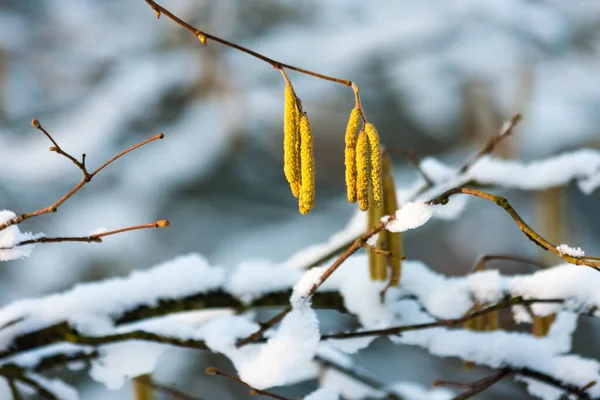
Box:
[382,154,402,286]
[365,123,383,209]
[356,130,370,211]
[283,83,300,197]
[299,112,315,214]
[345,107,361,203]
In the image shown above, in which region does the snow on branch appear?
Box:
[1,252,600,396]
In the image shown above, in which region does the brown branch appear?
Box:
[321,297,564,340]
[0,365,58,400]
[316,355,403,400]
[459,114,522,173]
[205,367,291,400]
[426,187,600,269]
[359,240,404,260]
[236,306,291,348]
[144,0,351,87]
[471,254,545,273]
[137,375,205,400]
[8,220,169,247]
[7,378,23,400]
[434,369,513,400]
[384,147,435,186]
[0,129,164,232]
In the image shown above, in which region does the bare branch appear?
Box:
[0,131,164,232]
[427,187,600,269]
[205,367,291,400]
[7,220,170,247]
[459,114,522,174]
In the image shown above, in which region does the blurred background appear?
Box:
[0,0,599,398]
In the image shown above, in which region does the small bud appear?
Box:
[92,237,103,243]
[205,367,217,375]
[249,389,258,396]
[197,33,208,46]
[154,8,161,18]
[158,132,165,139]
[49,146,57,152]
[156,219,170,228]
[31,119,41,129]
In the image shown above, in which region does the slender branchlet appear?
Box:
[356,130,370,211]
[365,123,383,209]
[299,112,315,214]
[345,107,361,203]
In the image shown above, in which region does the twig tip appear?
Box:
[31,119,41,129]
[156,220,170,228]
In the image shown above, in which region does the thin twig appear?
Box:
[144,0,351,87]
[316,355,403,400]
[205,367,291,400]
[471,254,545,273]
[7,378,23,400]
[236,306,291,347]
[8,220,169,247]
[0,128,164,232]
[321,297,563,340]
[434,370,513,400]
[384,147,435,186]
[426,187,600,269]
[137,375,205,400]
[459,114,522,173]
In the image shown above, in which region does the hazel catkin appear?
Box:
[382,154,402,286]
[365,123,383,209]
[345,107,361,203]
[299,112,315,214]
[356,129,370,211]
[283,83,300,197]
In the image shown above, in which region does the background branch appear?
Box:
[0,129,164,232]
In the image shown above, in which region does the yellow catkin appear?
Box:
[283,84,300,196]
[356,130,370,211]
[345,107,361,203]
[382,154,402,286]
[299,112,315,214]
[367,187,387,281]
[365,123,383,209]
[486,310,500,331]
[532,313,556,337]
[463,303,485,370]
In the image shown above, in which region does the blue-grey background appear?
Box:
[0,0,599,398]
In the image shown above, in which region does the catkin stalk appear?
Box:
[356,130,370,211]
[283,84,300,197]
[299,112,315,214]
[365,123,383,209]
[345,107,361,203]
[382,154,402,286]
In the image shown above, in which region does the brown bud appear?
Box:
[156,220,170,228]
[205,367,217,375]
[31,119,41,129]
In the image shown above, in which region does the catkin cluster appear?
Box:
[367,153,403,284]
[283,83,315,214]
[344,110,383,212]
